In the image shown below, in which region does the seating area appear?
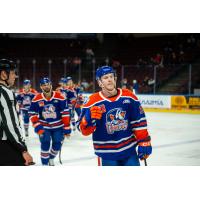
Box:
[0,33,200,94]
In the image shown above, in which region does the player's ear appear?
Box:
[0,70,8,80]
[97,79,103,88]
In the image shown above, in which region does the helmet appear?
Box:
[59,77,67,84]
[0,59,17,72]
[40,77,52,86]
[96,66,116,80]
[23,79,31,85]
[66,76,72,82]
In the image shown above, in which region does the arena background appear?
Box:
[1,33,200,113]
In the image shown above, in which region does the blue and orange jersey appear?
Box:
[57,86,77,109]
[78,88,150,160]
[29,91,70,131]
[16,88,37,111]
[74,86,84,108]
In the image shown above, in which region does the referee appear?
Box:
[0,59,33,166]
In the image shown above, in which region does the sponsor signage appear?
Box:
[137,95,171,108]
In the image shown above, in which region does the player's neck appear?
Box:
[43,91,52,99]
[24,88,30,93]
[101,88,118,98]
[0,81,7,86]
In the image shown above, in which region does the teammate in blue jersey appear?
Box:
[66,76,84,131]
[29,77,71,166]
[72,81,84,118]
[16,79,37,137]
[78,66,152,166]
[57,77,77,131]
[56,77,77,109]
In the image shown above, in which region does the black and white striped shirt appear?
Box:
[0,83,27,152]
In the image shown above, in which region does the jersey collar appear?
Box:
[42,91,55,101]
[99,88,122,102]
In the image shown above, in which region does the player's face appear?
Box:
[7,70,17,86]
[99,73,116,91]
[40,83,52,93]
[59,82,63,87]
[24,84,31,90]
[67,80,73,87]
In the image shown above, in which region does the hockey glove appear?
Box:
[33,123,45,135]
[138,141,152,160]
[85,106,103,126]
[63,126,71,136]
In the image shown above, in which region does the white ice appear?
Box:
[24,112,200,166]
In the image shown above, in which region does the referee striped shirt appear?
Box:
[0,83,27,152]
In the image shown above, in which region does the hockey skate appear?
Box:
[49,159,55,166]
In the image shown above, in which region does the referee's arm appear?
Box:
[0,89,27,153]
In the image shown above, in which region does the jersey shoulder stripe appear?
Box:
[32,93,43,102]
[30,88,37,94]
[54,91,65,100]
[121,89,139,101]
[83,92,104,108]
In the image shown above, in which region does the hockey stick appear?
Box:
[144,158,147,166]
[59,139,64,165]
[59,149,62,165]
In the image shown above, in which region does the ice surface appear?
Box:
[25,112,200,166]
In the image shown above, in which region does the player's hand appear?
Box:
[22,151,34,166]
[84,106,103,127]
[138,141,152,160]
[63,126,71,137]
[90,106,103,120]
[33,123,45,135]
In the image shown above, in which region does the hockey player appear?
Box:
[74,82,84,118]
[57,77,77,131]
[78,66,152,166]
[66,77,84,130]
[16,79,37,136]
[29,77,71,166]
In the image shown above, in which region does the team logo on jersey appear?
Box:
[42,104,57,119]
[39,101,44,107]
[123,99,131,104]
[22,96,31,105]
[106,108,128,134]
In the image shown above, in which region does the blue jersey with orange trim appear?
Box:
[29,91,70,131]
[16,88,37,111]
[78,88,150,160]
[57,86,76,109]
[74,86,84,108]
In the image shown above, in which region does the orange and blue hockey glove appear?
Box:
[85,106,103,126]
[63,126,71,136]
[138,137,152,160]
[33,123,45,135]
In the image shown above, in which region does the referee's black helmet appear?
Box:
[0,59,17,72]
